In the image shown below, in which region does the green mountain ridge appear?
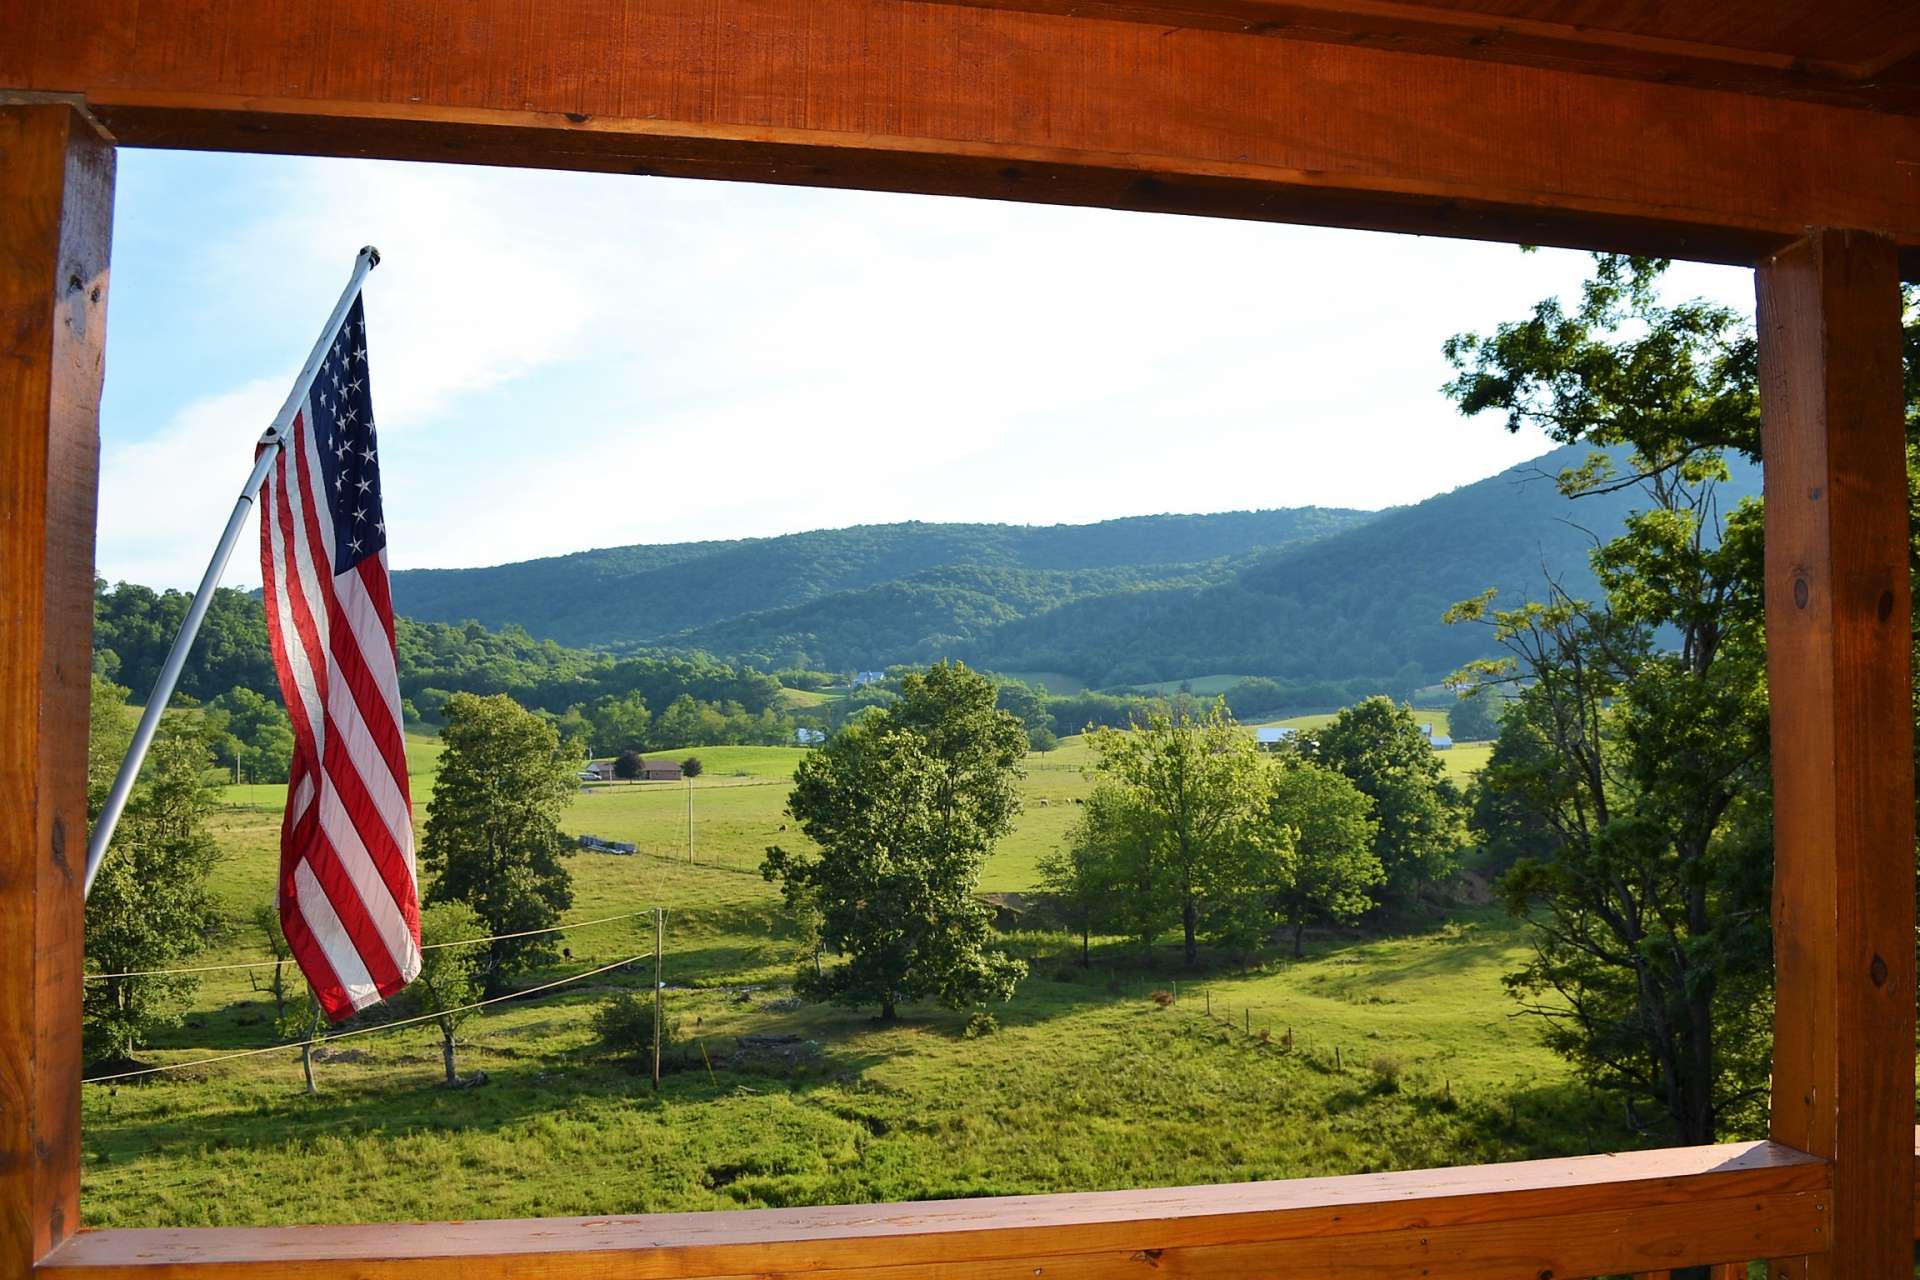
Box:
[390,509,1371,648]
[389,445,1761,690]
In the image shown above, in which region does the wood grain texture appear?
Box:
[3,0,1918,268]
[0,104,113,1276]
[1757,229,1915,1280]
[932,0,1920,113]
[35,1142,1828,1278]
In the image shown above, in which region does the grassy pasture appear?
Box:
[83,723,1614,1231]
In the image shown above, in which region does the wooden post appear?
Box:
[0,103,114,1277]
[652,908,664,1092]
[1756,228,1914,1280]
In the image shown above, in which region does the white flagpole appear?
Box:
[84,246,382,900]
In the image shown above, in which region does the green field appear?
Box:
[1118,674,1260,697]
[997,670,1090,695]
[82,727,1618,1230]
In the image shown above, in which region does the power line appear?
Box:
[84,907,654,981]
[81,951,650,1084]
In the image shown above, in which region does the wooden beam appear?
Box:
[36,1142,1829,1279]
[4,0,1918,269]
[0,104,113,1276]
[1757,228,1915,1279]
[933,0,1920,115]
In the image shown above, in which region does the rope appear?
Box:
[81,951,650,1084]
[84,908,653,981]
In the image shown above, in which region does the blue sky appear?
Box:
[99,150,1757,590]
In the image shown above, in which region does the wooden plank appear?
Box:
[0,104,113,1276]
[3,0,1918,269]
[931,0,1920,114]
[36,1141,1829,1278]
[1757,228,1915,1280]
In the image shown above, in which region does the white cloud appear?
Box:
[98,154,1758,588]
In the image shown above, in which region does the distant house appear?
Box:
[580,760,616,782]
[639,759,683,781]
[851,670,887,687]
[1255,727,1297,749]
[1431,735,1454,750]
[795,727,827,746]
[1418,723,1435,738]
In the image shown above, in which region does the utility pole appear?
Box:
[686,774,694,863]
[652,907,664,1091]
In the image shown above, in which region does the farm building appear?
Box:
[851,671,886,687]
[1255,727,1297,749]
[639,759,683,781]
[1431,735,1454,750]
[795,727,827,745]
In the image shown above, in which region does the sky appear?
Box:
[98,150,1759,591]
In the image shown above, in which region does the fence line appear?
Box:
[82,950,651,1084]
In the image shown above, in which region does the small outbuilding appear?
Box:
[639,759,683,781]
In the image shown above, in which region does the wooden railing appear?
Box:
[34,1141,1829,1279]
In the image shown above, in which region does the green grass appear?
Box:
[999,671,1090,695]
[1117,674,1260,697]
[85,722,1618,1230]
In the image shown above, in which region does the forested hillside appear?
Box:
[969,445,1761,686]
[386,444,1756,690]
[390,509,1369,646]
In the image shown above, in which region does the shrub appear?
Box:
[613,750,644,780]
[1149,989,1175,1008]
[1368,1054,1406,1093]
[963,1011,1000,1039]
[681,755,705,778]
[593,990,676,1060]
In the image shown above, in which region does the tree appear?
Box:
[583,690,651,755]
[1446,687,1503,742]
[421,693,579,991]
[1038,788,1130,964]
[208,685,295,783]
[251,902,293,1021]
[1256,762,1382,957]
[1441,253,1775,1144]
[83,683,222,1066]
[613,749,644,780]
[762,662,1026,1020]
[1306,697,1465,905]
[681,755,705,779]
[411,902,490,1084]
[1084,700,1266,966]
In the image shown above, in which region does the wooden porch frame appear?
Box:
[4,3,1917,1275]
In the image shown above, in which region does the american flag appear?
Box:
[258,293,421,1022]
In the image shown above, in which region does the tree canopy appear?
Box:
[421,693,580,990]
[762,662,1027,1019]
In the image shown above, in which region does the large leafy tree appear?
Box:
[421,692,579,990]
[762,662,1027,1020]
[1305,697,1465,905]
[1084,701,1266,966]
[83,677,222,1065]
[1255,761,1381,958]
[1443,253,1776,1143]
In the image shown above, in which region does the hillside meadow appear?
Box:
[80,718,1616,1230]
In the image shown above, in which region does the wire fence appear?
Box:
[82,950,653,1084]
